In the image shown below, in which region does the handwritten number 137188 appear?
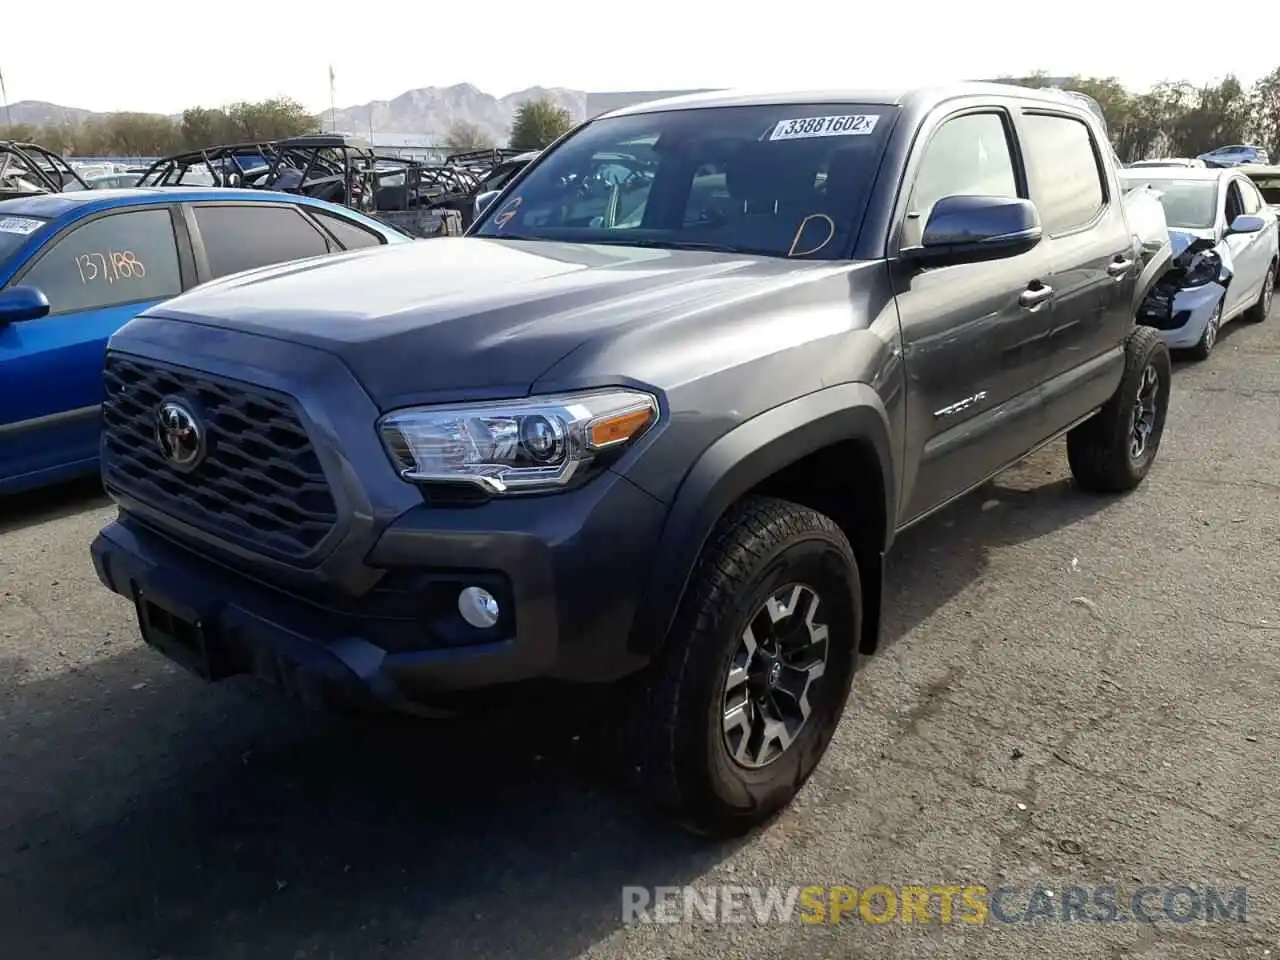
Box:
[74,251,147,285]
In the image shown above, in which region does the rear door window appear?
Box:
[309,210,387,250]
[16,209,182,315]
[1020,113,1107,235]
[192,204,332,279]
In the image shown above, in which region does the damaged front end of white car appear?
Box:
[1136,231,1234,356]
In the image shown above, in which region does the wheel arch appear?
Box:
[628,382,897,659]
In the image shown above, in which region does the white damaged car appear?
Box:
[1121,166,1279,360]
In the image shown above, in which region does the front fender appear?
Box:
[627,382,896,655]
[1132,239,1172,317]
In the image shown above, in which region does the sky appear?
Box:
[2,1,1276,115]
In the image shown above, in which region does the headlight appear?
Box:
[378,389,659,494]
[1179,248,1222,288]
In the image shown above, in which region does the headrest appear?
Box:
[822,146,869,204]
[726,143,818,204]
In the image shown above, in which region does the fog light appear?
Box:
[457,586,500,629]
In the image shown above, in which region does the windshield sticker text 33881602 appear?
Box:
[769,115,879,141]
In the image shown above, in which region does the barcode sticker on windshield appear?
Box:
[0,217,43,235]
[769,115,879,141]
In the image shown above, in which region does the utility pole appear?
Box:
[329,64,337,133]
[0,65,13,134]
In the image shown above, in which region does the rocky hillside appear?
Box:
[5,84,589,142]
[4,100,110,128]
[328,84,588,141]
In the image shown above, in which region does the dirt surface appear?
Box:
[2,310,1278,960]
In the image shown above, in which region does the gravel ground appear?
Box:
[1,309,1277,960]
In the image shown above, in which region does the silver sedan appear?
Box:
[1121,167,1279,359]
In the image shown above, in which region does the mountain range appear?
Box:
[4,84,594,143]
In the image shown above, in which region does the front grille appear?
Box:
[102,353,338,562]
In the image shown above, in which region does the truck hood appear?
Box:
[142,237,814,408]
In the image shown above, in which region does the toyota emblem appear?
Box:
[155,400,205,470]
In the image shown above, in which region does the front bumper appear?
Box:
[92,322,671,714]
[1138,282,1226,350]
[92,467,667,714]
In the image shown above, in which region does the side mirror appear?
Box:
[0,285,50,326]
[474,189,502,219]
[902,195,1043,267]
[1226,214,1265,236]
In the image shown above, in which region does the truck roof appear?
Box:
[601,82,1101,119]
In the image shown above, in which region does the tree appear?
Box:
[510,97,573,150]
[444,120,495,152]
[1250,67,1280,161]
[98,113,183,156]
[1171,76,1250,156]
[4,123,39,143]
[225,98,318,141]
[181,107,236,150]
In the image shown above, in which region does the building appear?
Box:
[333,131,449,164]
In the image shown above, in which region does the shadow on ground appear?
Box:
[0,475,109,536]
[878,460,1113,654]
[0,454,1116,960]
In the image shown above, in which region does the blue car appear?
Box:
[1197,144,1272,168]
[0,187,411,495]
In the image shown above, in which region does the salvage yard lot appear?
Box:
[1,312,1278,960]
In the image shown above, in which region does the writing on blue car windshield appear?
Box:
[0,215,47,267]
[472,103,894,259]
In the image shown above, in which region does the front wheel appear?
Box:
[1186,299,1223,361]
[623,496,861,837]
[1067,325,1172,493]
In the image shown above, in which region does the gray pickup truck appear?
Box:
[91,83,1172,836]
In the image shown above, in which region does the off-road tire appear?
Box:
[1067,325,1171,493]
[622,496,861,838]
[1185,299,1222,361]
[1242,259,1276,323]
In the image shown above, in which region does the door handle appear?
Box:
[1019,282,1053,308]
[1107,258,1134,278]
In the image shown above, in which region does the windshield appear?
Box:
[1247,175,1280,205]
[471,103,895,259]
[1122,178,1218,230]
[0,214,47,268]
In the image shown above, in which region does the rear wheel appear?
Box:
[1067,325,1171,493]
[623,496,861,837]
[1243,260,1275,323]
